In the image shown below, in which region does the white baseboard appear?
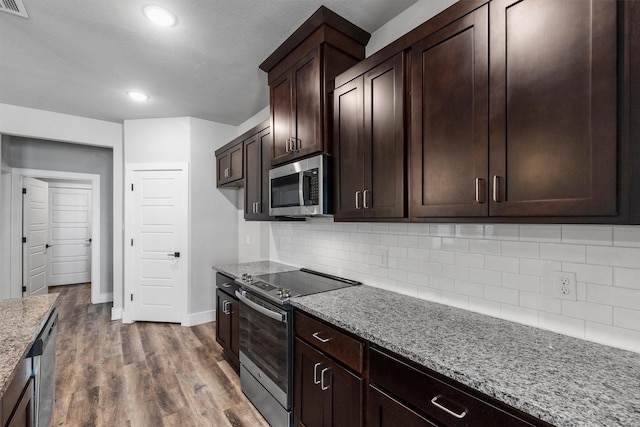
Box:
[92,292,113,304]
[182,309,216,327]
[111,306,122,320]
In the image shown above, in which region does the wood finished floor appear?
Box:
[49,284,270,427]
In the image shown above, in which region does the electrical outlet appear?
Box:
[553,271,577,300]
[372,248,388,268]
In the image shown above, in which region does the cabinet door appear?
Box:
[271,70,295,166]
[411,6,489,218]
[323,357,362,427]
[229,298,240,361]
[215,289,231,351]
[364,53,406,219]
[217,152,231,186]
[333,77,365,219]
[292,48,323,160]
[368,385,437,427]
[228,143,244,182]
[258,128,272,217]
[6,378,34,427]
[489,0,617,217]
[294,338,326,427]
[244,133,261,220]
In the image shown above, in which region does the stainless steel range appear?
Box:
[234,268,360,427]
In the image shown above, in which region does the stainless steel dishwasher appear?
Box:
[29,308,58,427]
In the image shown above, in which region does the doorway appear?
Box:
[10,168,102,302]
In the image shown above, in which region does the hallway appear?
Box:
[50,284,269,426]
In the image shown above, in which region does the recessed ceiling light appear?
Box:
[127,91,150,101]
[143,5,177,27]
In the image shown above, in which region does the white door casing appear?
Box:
[47,184,92,286]
[125,163,189,324]
[22,177,49,296]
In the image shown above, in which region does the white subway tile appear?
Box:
[502,272,540,292]
[454,280,484,298]
[388,246,408,259]
[586,246,640,268]
[389,223,410,235]
[540,243,586,263]
[614,267,640,290]
[356,242,372,254]
[419,236,442,250]
[561,262,613,286]
[613,225,640,248]
[371,223,390,234]
[540,278,555,295]
[395,258,420,273]
[484,255,519,273]
[388,268,408,282]
[613,307,640,331]
[442,237,469,252]
[484,285,519,305]
[519,259,559,278]
[562,225,613,246]
[443,265,470,281]
[430,224,455,237]
[520,291,562,314]
[363,233,382,245]
[396,282,419,297]
[398,235,420,248]
[577,282,587,301]
[468,297,501,317]
[585,322,640,353]
[501,241,540,259]
[430,250,455,265]
[455,224,484,238]
[469,239,502,255]
[587,283,640,310]
[356,223,372,233]
[519,225,562,243]
[408,272,428,286]
[419,261,442,276]
[539,313,586,339]
[430,276,455,292]
[469,268,502,286]
[442,291,469,309]
[405,223,427,236]
[380,234,399,246]
[501,304,539,327]
[418,286,442,303]
[561,300,613,324]
[407,248,429,261]
[485,224,519,241]
[455,252,485,269]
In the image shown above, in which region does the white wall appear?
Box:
[0,103,123,309]
[124,117,191,163]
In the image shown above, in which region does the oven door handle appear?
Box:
[235,291,287,323]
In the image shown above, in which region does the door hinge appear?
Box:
[131,238,134,246]
[22,237,26,243]
[131,183,134,191]
[22,286,26,293]
[22,188,26,194]
[130,294,133,301]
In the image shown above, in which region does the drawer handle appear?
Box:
[313,362,322,385]
[431,396,467,419]
[320,367,331,391]
[222,283,232,288]
[312,332,331,343]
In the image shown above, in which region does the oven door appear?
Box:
[236,290,290,408]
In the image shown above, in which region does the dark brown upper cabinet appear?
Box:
[259,6,370,167]
[244,123,274,220]
[215,139,244,188]
[411,5,489,218]
[488,0,618,217]
[334,53,406,220]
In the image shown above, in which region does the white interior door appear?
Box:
[129,167,188,323]
[47,185,92,286]
[22,177,49,296]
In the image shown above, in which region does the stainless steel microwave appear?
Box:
[269,154,332,217]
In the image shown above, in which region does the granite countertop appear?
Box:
[213,260,298,279]
[0,293,58,397]
[291,285,640,427]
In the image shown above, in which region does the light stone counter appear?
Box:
[213,261,298,279]
[0,293,58,397]
[291,285,640,427]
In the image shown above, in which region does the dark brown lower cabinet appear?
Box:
[368,385,437,427]
[2,358,34,427]
[294,338,362,427]
[215,273,240,371]
[6,378,34,427]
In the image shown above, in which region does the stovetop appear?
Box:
[235,268,361,306]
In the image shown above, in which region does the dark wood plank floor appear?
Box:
[49,283,269,427]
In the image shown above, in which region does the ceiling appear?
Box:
[0,0,420,126]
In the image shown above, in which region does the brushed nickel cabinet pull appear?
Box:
[313,362,322,385]
[355,191,362,209]
[312,332,330,343]
[363,190,370,209]
[475,178,484,204]
[431,396,467,419]
[492,175,500,202]
[320,367,331,391]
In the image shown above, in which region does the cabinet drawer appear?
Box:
[295,311,364,374]
[370,347,548,427]
[215,272,239,297]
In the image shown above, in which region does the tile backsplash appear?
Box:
[267,219,640,353]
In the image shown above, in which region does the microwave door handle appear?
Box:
[299,172,305,206]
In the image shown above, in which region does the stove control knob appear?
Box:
[282,289,292,298]
[276,288,284,297]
